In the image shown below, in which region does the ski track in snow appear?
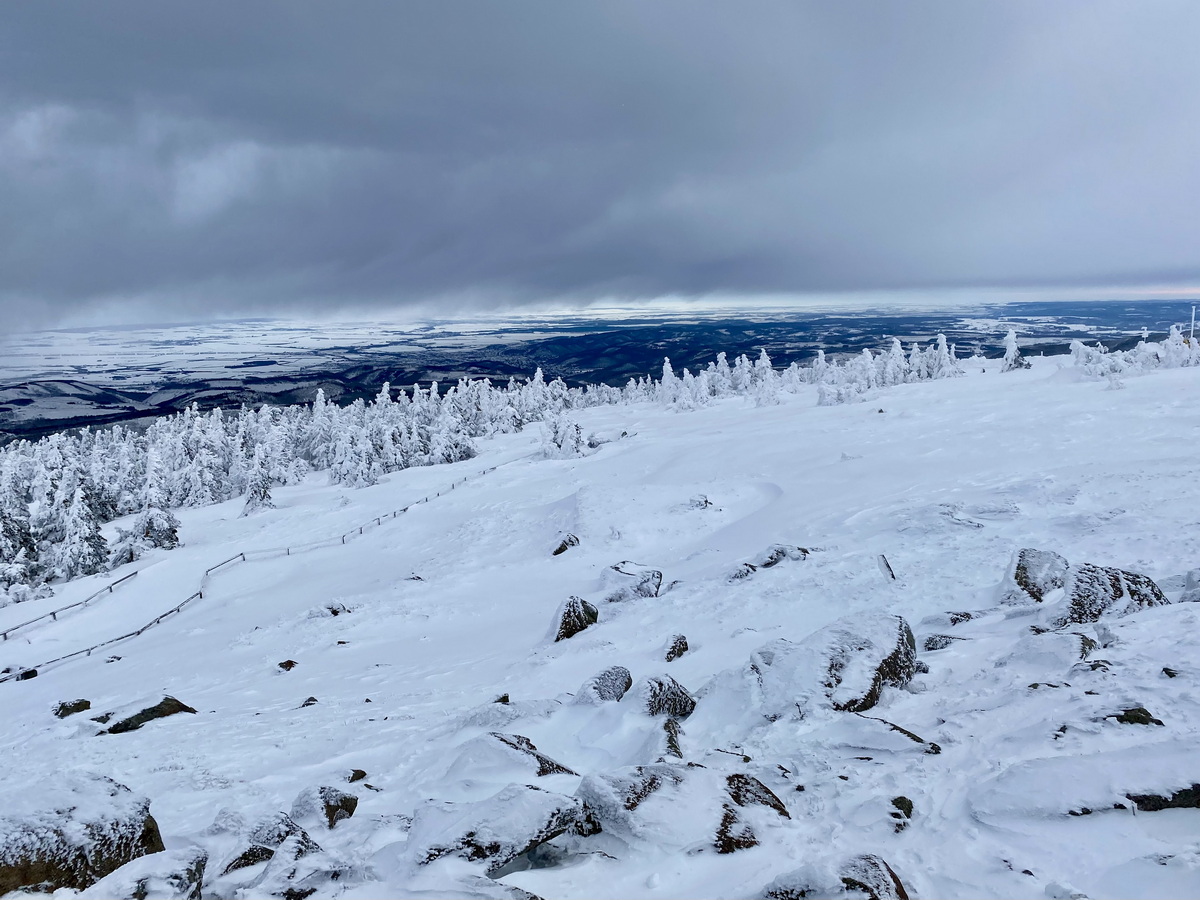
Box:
[2,356,1200,899]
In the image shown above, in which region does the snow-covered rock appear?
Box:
[1059,563,1169,624]
[404,784,589,875]
[573,665,633,704]
[600,562,662,603]
[0,773,165,893]
[552,596,598,642]
[999,547,1068,605]
[290,785,358,830]
[79,846,207,900]
[701,613,917,724]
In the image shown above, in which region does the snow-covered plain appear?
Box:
[2,355,1199,899]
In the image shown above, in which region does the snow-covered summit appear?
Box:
[1,354,1199,899]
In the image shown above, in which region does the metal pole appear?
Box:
[1191,305,1196,342]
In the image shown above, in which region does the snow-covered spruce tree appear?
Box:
[241,445,275,516]
[1001,329,1030,372]
[541,413,585,459]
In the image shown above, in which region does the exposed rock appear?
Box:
[406,784,588,875]
[1163,667,1180,678]
[637,675,697,718]
[1127,784,1200,811]
[324,603,350,616]
[0,774,165,894]
[665,634,689,662]
[347,769,367,783]
[553,596,598,642]
[922,634,966,652]
[574,666,633,704]
[754,544,810,568]
[80,846,207,900]
[601,561,663,602]
[278,660,298,671]
[299,697,318,708]
[551,534,579,556]
[1108,707,1164,727]
[15,668,37,680]
[53,699,92,718]
[291,786,359,830]
[947,611,975,625]
[725,774,790,819]
[487,733,578,776]
[1060,563,1169,625]
[1002,548,1069,605]
[105,696,197,735]
[714,805,757,853]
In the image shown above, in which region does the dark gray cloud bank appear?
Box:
[2,2,1199,329]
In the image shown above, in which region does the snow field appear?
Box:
[2,356,1200,898]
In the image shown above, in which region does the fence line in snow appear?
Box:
[0,570,141,642]
[0,462,505,684]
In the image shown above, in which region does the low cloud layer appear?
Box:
[3,2,1199,328]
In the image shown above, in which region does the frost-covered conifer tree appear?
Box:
[241,445,275,516]
[1001,329,1030,372]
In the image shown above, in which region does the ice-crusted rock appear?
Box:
[761,855,909,900]
[443,732,578,781]
[713,773,791,855]
[725,774,790,819]
[753,544,810,568]
[1059,563,1169,625]
[665,634,689,662]
[575,764,685,832]
[705,614,917,723]
[219,813,318,875]
[553,596,598,642]
[922,633,966,651]
[406,784,587,875]
[574,666,633,704]
[1000,548,1069,605]
[714,804,758,853]
[0,773,166,894]
[251,832,349,899]
[79,846,207,900]
[551,534,579,556]
[601,561,662,602]
[636,675,697,718]
[661,718,684,758]
[489,733,578,776]
[102,696,197,735]
[728,562,758,582]
[290,786,358,830]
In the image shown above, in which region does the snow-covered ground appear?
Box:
[2,355,1199,899]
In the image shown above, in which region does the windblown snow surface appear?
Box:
[2,356,1199,899]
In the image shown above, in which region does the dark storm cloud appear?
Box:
[2,1,1199,327]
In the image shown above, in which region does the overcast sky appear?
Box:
[3,2,1199,330]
